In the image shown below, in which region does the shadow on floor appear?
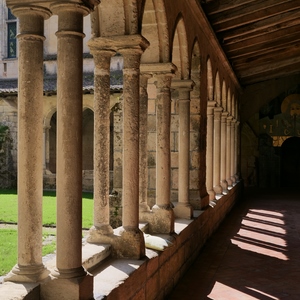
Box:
[167,187,300,300]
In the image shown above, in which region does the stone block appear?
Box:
[147,99,156,114]
[171,151,178,168]
[147,114,156,131]
[147,132,156,151]
[148,167,156,189]
[145,273,159,300]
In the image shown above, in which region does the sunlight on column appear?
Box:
[231,209,288,261]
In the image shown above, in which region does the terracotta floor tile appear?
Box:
[167,188,300,300]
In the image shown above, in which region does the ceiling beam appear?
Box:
[224,25,300,53]
[211,1,300,32]
[227,33,300,59]
[223,11,300,43]
[202,0,258,15]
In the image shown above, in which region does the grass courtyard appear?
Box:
[0,189,94,276]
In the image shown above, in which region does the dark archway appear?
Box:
[281,136,300,187]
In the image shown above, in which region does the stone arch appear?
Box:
[221,80,227,111]
[141,0,169,63]
[207,57,213,101]
[172,15,189,80]
[214,71,221,106]
[91,0,139,37]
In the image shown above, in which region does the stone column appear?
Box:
[139,72,152,213]
[88,49,115,242]
[206,101,216,201]
[51,3,90,281]
[118,45,148,258]
[4,5,51,283]
[43,126,51,174]
[151,65,176,233]
[172,80,194,219]
[231,119,237,185]
[220,112,229,194]
[235,121,240,182]
[213,107,223,198]
[226,116,233,188]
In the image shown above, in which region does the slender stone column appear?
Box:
[51,2,90,279]
[151,69,176,233]
[226,116,233,188]
[139,72,152,213]
[172,80,194,219]
[43,126,51,174]
[88,49,115,242]
[213,107,223,198]
[4,5,51,283]
[235,121,240,182]
[119,48,143,230]
[115,46,148,258]
[206,101,216,201]
[220,112,229,194]
[231,119,237,185]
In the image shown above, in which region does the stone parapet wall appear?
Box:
[93,182,243,300]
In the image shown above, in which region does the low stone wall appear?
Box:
[93,182,243,299]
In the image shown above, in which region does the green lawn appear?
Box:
[0,229,57,276]
[0,189,94,228]
[0,189,94,276]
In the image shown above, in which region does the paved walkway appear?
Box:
[167,187,300,300]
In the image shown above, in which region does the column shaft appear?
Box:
[213,107,223,197]
[231,119,237,185]
[172,80,193,219]
[120,49,142,229]
[92,50,115,236]
[5,7,50,283]
[54,4,89,277]
[226,116,233,187]
[220,112,228,193]
[155,74,173,208]
[139,73,151,212]
[206,101,216,201]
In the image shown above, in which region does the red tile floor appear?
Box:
[167,187,300,300]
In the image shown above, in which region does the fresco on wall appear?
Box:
[259,93,300,146]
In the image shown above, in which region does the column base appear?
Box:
[52,266,87,279]
[115,227,145,259]
[4,264,49,283]
[207,189,216,201]
[173,202,193,219]
[213,185,223,200]
[40,273,93,300]
[139,202,151,213]
[87,225,114,243]
[226,178,233,189]
[150,205,175,234]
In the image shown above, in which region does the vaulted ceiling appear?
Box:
[201,0,300,87]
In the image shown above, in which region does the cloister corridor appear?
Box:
[167,187,300,300]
